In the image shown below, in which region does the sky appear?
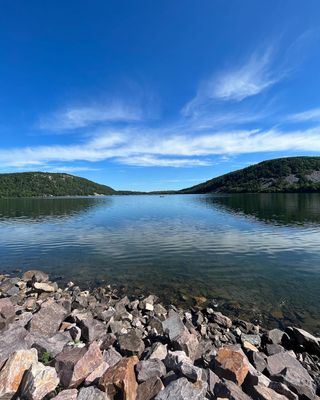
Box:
[1,1,320,191]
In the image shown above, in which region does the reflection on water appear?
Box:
[0,194,320,333]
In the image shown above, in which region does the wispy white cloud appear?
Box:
[38,102,142,131]
[287,107,320,122]
[116,155,211,168]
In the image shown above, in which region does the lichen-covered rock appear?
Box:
[18,362,59,400]
[98,356,139,400]
[155,377,207,400]
[0,349,38,399]
[55,341,103,388]
[213,344,249,385]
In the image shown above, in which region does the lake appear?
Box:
[0,193,320,333]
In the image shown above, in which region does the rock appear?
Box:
[265,343,284,356]
[253,384,290,400]
[241,333,261,347]
[137,377,164,400]
[213,345,249,386]
[155,377,207,400]
[28,299,68,337]
[269,381,299,400]
[118,329,145,356]
[98,356,139,400]
[0,325,31,368]
[207,369,220,395]
[84,361,109,385]
[18,362,59,400]
[172,330,199,361]
[215,380,251,400]
[164,350,204,382]
[51,389,78,400]
[78,386,109,400]
[78,316,107,342]
[267,329,286,345]
[0,349,38,399]
[33,281,57,292]
[242,340,258,353]
[249,351,267,372]
[103,347,122,367]
[290,327,320,355]
[22,270,49,283]
[0,298,15,330]
[31,332,70,358]
[136,359,166,382]
[162,310,186,341]
[266,352,316,399]
[211,311,232,328]
[149,342,168,361]
[55,341,103,388]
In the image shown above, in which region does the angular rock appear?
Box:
[0,298,15,330]
[28,299,68,337]
[214,345,249,386]
[211,311,232,328]
[136,359,166,382]
[149,342,168,361]
[78,386,109,400]
[118,329,145,356]
[290,327,320,355]
[84,361,109,385]
[0,349,38,399]
[137,377,164,400]
[267,329,286,345]
[155,377,207,400]
[173,330,199,361]
[51,389,78,400]
[241,333,261,347]
[162,310,186,341]
[207,369,220,395]
[18,362,59,400]
[164,350,204,382]
[78,316,107,342]
[265,343,284,356]
[31,332,70,358]
[22,270,49,283]
[98,356,139,400]
[34,281,57,292]
[103,347,122,367]
[0,325,31,368]
[215,380,251,400]
[253,384,289,400]
[55,341,103,388]
[269,381,299,400]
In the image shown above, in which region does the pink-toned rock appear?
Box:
[214,345,249,386]
[22,270,49,283]
[18,362,59,400]
[137,377,164,400]
[99,356,139,400]
[0,349,38,398]
[55,341,103,388]
[254,384,289,400]
[85,361,110,385]
[51,389,78,400]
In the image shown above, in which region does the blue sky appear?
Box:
[1,1,320,191]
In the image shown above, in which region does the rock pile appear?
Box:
[0,270,319,399]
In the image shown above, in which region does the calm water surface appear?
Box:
[0,194,319,333]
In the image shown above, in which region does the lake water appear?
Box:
[0,194,319,333]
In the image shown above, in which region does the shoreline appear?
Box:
[0,270,319,399]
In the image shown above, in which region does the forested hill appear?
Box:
[0,172,116,197]
[181,157,320,194]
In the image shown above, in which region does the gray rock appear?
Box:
[28,299,68,337]
[51,389,78,400]
[269,381,299,400]
[118,329,145,356]
[215,380,251,400]
[136,359,166,382]
[290,327,320,355]
[78,386,109,400]
[253,384,289,400]
[162,310,186,341]
[79,317,107,342]
[0,298,15,330]
[249,351,267,372]
[31,332,70,357]
[267,329,286,345]
[207,369,220,395]
[103,347,122,367]
[137,377,164,400]
[0,324,30,368]
[267,352,316,399]
[265,343,285,356]
[172,330,199,361]
[155,377,207,400]
[149,342,168,361]
[164,350,204,382]
[211,311,232,328]
[241,333,261,347]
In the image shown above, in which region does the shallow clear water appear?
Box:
[0,194,320,333]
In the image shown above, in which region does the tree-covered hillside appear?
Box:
[181,157,320,193]
[0,172,116,197]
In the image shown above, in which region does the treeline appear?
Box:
[0,172,116,198]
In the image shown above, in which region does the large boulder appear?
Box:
[162,310,187,341]
[289,327,320,355]
[55,341,103,388]
[118,329,145,356]
[0,325,31,368]
[0,349,38,399]
[18,362,59,400]
[28,299,69,337]
[98,356,139,400]
[155,377,207,400]
[213,345,249,386]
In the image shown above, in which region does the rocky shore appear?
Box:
[0,271,319,399]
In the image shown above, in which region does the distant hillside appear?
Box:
[0,172,116,198]
[181,157,320,193]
